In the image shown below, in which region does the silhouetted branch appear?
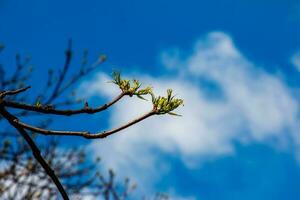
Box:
[11,110,155,139]
[0,86,31,98]
[3,92,126,116]
[0,106,70,200]
[0,40,183,200]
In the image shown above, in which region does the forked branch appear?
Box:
[0,106,70,200]
[0,44,183,200]
[3,92,127,116]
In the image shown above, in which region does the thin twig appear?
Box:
[46,40,72,104]
[3,92,126,116]
[0,86,31,98]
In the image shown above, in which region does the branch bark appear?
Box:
[3,92,126,116]
[0,106,70,200]
[0,86,31,98]
[11,110,155,139]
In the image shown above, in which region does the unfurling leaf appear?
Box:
[111,72,152,97]
[168,112,182,117]
[35,100,42,108]
[152,89,183,116]
[110,72,183,115]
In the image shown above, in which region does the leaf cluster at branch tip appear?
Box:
[112,72,184,116]
[152,89,184,116]
[112,71,153,100]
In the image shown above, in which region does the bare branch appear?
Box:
[46,39,73,104]
[12,110,155,139]
[0,86,31,99]
[0,106,70,200]
[3,92,126,116]
[0,40,181,200]
[57,55,106,96]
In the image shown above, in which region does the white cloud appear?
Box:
[80,31,300,194]
[291,51,300,72]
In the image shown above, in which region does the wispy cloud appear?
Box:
[80,31,300,194]
[291,51,300,72]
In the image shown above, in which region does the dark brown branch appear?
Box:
[0,106,69,200]
[46,39,72,104]
[57,57,105,96]
[13,110,155,139]
[0,86,31,98]
[3,92,126,116]
[0,42,165,200]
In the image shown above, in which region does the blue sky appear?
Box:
[2,0,300,199]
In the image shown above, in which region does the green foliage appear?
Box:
[35,99,42,108]
[112,72,184,116]
[152,89,184,116]
[112,71,153,98]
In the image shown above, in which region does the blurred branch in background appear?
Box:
[0,41,183,199]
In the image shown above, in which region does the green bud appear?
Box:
[152,89,183,115]
[137,86,152,95]
[35,100,42,108]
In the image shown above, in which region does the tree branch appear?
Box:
[57,56,106,96]
[0,106,69,200]
[12,110,155,139]
[0,86,31,98]
[3,92,126,116]
[46,39,72,104]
